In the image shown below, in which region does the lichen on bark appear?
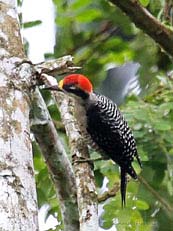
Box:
[0,1,38,230]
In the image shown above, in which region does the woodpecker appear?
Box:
[47,74,141,206]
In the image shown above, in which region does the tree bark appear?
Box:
[55,94,99,231]
[31,89,79,231]
[0,1,38,230]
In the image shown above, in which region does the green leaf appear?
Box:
[136,200,149,210]
[34,156,45,172]
[94,169,104,187]
[133,109,149,121]
[139,0,150,7]
[76,9,102,22]
[37,188,47,207]
[153,120,171,131]
[48,104,61,121]
[23,20,42,28]
[70,0,92,10]
[159,102,173,111]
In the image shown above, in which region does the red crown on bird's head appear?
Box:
[60,74,93,93]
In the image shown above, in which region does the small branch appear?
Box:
[31,89,79,231]
[138,175,173,216]
[109,0,173,57]
[98,183,120,203]
[34,55,81,77]
[42,74,99,231]
[68,24,119,54]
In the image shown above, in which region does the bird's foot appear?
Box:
[72,156,108,164]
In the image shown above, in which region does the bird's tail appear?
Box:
[134,150,142,169]
[126,165,138,180]
[120,165,138,207]
[120,167,127,207]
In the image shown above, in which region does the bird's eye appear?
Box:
[63,84,77,91]
[68,85,76,90]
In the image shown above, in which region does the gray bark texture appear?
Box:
[0,1,38,230]
[31,88,80,231]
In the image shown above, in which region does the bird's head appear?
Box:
[47,74,93,99]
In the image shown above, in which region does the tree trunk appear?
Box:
[0,1,38,230]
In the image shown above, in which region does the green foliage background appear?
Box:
[23,0,173,230]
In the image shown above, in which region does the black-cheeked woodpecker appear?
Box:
[47,74,142,206]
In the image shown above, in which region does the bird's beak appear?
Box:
[43,79,64,91]
[43,85,60,91]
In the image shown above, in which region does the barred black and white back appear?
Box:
[85,92,141,206]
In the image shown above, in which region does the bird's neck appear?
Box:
[72,89,90,100]
[72,92,97,108]
[84,92,98,108]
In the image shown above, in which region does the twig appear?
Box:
[98,183,120,203]
[138,175,173,215]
